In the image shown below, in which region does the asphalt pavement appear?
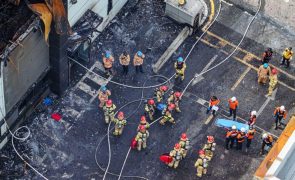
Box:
[1,0,295,180]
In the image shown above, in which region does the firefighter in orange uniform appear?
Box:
[228,97,238,120]
[102,51,114,76]
[273,106,287,130]
[206,96,220,116]
[225,125,238,150]
[258,63,271,84]
[260,133,273,155]
[133,51,145,73]
[246,126,256,150]
[98,85,111,108]
[236,128,246,150]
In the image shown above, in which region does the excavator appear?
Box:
[8,0,72,41]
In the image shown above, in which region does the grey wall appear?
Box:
[3,29,49,113]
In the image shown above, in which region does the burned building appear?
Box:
[0,0,127,149]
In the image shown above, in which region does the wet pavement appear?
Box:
[1,0,295,180]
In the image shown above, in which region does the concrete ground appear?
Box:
[1,0,295,180]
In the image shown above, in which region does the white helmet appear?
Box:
[232,125,237,130]
[241,127,246,133]
[280,106,285,111]
[251,111,257,116]
[231,97,236,102]
[262,133,268,139]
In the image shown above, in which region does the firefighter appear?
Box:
[119,51,130,75]
[228,97,238,120]
[112,111,127,136]
[103,100,116,124]
[168,143,184,169]
[133,51,145,73]
[154,85,168,103]
[260,133,273,155]
[144,99,156,121]
[281,47,293,68]
[167,91,182,112]
[135,125,149,151]
[137,116,150,130]
[225,125,238,150]
[248,111,257,126]
[102,51,114,76]
[178,133,190,158]
[236,128,246,150]
[160,103,176,125]
[194,150,208,177]
[246,126,256,150]
[174,57,187,81]
[98,85,111,108]
[178,0,186,6]
[203,136,216,161]
[273,106,287,130]
[267,68,278,96]
[206,96,220,116]
[258,63,271,85]
[261,48,273,64]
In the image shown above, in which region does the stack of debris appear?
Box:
[67,9,103,58]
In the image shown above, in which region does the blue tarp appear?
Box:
[215,119,249,132]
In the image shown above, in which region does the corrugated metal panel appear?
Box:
[3,29,49,114]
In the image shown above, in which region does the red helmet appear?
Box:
[174,92,181,98]
[272,68,278,75]
[174,143,181,149]
[106,100,112,106]
[207,136,214,143]
[139,125,145,131]
[181,133,187,140]
[118,111,124,118]
[160,86,168,92]
[198,149,205,155]
[148,99,155,105]
[140,116,146,123]
[168,103,176,110]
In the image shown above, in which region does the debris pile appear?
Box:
[0,1,33,54]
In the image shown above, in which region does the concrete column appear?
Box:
[49,0,69,96]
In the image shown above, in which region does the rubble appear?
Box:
[0,0,33,54]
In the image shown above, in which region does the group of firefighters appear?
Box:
[95,47,291,176]
[102,50,145,76]
[259,47,293,96]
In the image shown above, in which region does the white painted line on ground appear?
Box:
[77,82,97,97]
[231,66,251,91]
[205,114,214,124]
[152,26,191,73]
[257,88,278,117]
[192,55,218,85]
[196,98,207,106]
